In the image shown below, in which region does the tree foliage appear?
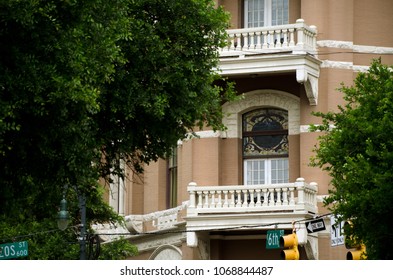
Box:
[311,59,393,259]
[0,0,234,259]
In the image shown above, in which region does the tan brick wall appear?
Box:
[319,235,347,260]
[121,0,393,260]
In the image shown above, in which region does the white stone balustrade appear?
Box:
[187,178,318,217]
[220,19,317,56]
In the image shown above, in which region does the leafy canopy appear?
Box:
[0,0,234,259]
[311,59,393,259]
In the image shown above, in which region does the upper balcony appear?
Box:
[217,19,321,105]
[220,19,317,58]
[186,178,318,233]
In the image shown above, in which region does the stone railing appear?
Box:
[220,19,317,56]
[187,178,318,216]
[124,201,188,233]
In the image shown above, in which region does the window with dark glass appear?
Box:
[109,160,125,215]
[167,148,178,208]
[242,108,289,184]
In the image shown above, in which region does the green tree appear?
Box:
[0,0,234,259]
[311,59,393,259]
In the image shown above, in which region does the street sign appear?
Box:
[266,230,284,249]
[305,218,326,233]
[330,216,345,246]
[0,241,28,260]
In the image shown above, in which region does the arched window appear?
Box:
[242,108,289,185]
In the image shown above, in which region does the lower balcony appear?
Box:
[186,178,318,234]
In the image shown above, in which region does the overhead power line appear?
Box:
[1,212,333,243]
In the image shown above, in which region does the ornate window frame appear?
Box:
[221,89,300,139]
[222,90,299,185]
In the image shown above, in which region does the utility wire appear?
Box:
[83,213,334,237]
[0,225,80,243]
[1,213,333,242]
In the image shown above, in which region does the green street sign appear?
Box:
[266,230,284,249]
[0,241,28,260]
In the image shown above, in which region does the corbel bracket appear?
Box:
[296,69,319,106]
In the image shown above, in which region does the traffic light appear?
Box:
[344,221,367,260]
[279,231,299,260]
[346,244,366,260]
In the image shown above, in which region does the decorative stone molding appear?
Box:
[296,68,319,105]
[92,222,130,243]
[221,89,300,138]
[133,231,186,254]
[149,244,183,260]
[125,201,189,233]
[304,235,319,260]
[317,40,393,54]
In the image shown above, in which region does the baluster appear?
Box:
[255,189,262,207]
[262,31,268,49]
[229,33,235,50]
[223,190,229,208]
[216,190,222,208]
[242,32,249,50]
[305,29,311,49]
[217,191,223,208]
[276,30,282,47]
[262,189,268,206]
[268,188,275,206]
[242,189,249,207]
[305,188,310,205]
[210,190,216,208]
[249,32,255,49]
[282,187,288,205]
[255,31,262,49]
[229,190,235,207]
[236,34,241,50]
[282,29,288,47]
[288,187,295,205]
[235,190,242,207]
[267,30,275,49]
[249,189,255,207]
[203,191,209,208]
[275,188,282,206]
[288,28,295,47]
[197,191,203,208]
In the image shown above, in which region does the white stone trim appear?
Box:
[186,130,221,139]
[124,201,188,233]
[317,195,329,203]
[300,124,336,133]
[320,60,369,72]
[132,232,186,253]
[300,125,311,133]
[148,244,183,260]
[317,40,353,49]
[317,40,393,72]
[222,90,300,138]
[92,223,130,243]
[317,40,393,54]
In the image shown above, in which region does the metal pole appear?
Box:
[79,193,86,260]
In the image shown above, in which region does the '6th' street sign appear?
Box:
[266,230,284,249]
